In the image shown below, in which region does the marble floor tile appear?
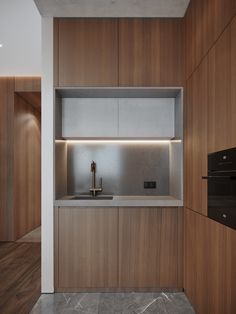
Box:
[31,292,195,314]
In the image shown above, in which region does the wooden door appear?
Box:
[185,58,208,215]
[118,19,161,86]
[56,207,118,290]
[57,18,118,87]
[208,25,235,152]
[118,207,183,288]
[230,17,236,140]
[184,208,236,314]
[119,19,184,87]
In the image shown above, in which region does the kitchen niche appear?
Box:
[54,87,183,201]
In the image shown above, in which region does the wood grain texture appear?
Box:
[119,18,153,86]
[185,0,235,80]
[185,58,208,215]
[0,78,15,241]
[58,18,118,87]
[14,77,41,92]
[14,94,41,240]
[230,17,236,141]
[16,92,41,112]
[207,25,234,152]
[0,242,41,313]
[119,207,183,288]
[184,208,236,314]
[119,19,184,87]
[55,141,67,199]
[57,207,118,289]
[159,19,185,86]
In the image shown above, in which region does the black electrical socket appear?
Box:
[144,181,156,189]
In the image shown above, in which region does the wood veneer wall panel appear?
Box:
[58,18,118,87]
[184,208,236,314]
[14,94,41,239]
[14,77,41,92]
[119,207,183,288]
[0,78,15,241]
[185,0,235,80]
[16,92,41,112]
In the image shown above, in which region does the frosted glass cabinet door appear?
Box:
[62,98,118,138]
[118,98,175,138]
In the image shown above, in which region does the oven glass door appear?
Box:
[208,173,236,229]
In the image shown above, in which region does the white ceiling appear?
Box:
[34,0,190,18]
[0,0,41,76]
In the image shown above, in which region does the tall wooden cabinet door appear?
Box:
[231,17,236,139]
[184,208,236,314]
[119,207,183,288]
[57,19,118,87]
[119,19,161,86]
[57,207,118,290]
[208,25,234,152]
[185,58,208,216]
[159,19,184,87]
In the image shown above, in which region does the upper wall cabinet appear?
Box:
[56,88,183,140]
[54,18,184,87]
[56,19,118,87]
[119,19,184,87]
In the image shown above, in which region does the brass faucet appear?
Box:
[89,161,103,197]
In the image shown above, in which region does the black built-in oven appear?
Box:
[203,147,236,230]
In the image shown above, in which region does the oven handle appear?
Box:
[202,175,236,180]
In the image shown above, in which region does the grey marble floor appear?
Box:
[30,292,195,314]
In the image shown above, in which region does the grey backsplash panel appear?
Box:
[67,142,169,196]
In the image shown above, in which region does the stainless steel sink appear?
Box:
[71,195,113,200]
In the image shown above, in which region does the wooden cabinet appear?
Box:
[185,17,236,215]
[119,207,183,288]
[55,18,184,87]
[159,20,184,86]
[118,19,161,86]
[185,0,235,80]
[208,24,236,152]
[55,206,183,290]
[56,207,118,290]
[184,208,236,314]
[118,19,184,87]
[57,19,118,87]
[185,58,208,215]
[231,17,236,138]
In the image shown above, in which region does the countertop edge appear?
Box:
[54,199,183,207]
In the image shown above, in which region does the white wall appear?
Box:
[0,0,41,75]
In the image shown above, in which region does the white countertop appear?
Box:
[55,195,183,207]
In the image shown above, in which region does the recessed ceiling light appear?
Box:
[0,44,3,48]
